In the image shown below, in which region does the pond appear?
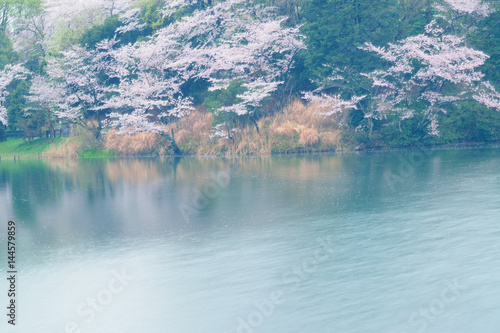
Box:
[0,148,499,333]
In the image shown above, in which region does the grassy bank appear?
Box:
[0,138,62,160]
[2,100,497,159]
[0,137,114,160]
[0,100,346,159]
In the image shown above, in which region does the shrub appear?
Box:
[105,129,161,155]
[299,128,319,146]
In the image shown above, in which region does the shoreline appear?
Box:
[1,138,499,161]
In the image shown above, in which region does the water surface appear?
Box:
[0,148,499,333]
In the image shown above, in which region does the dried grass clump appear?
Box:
[266,99,341,151]
[235,124,266,155]
[299,128,319,146]
[176,111,213,139]
[173,129,190,145]
[271,99,337,133]
[193,120,209,134]
[95,100,343,157]
[44,137,81,158]
[173,110,215,154]
[274,121,296,138]
[319,131,341,148]
[274,121,306,138]
[105,130,161,155]
[212,137,234,154]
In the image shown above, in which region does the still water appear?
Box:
[0,148,499,333]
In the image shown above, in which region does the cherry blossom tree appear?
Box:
[359,19,500,135]
[433,0,492,36]
[217,80,282,137]
[438,0,491,17]
[102,34,195,154]
[106,0,305,150]
[474,82,500,110]
[44,0,134,53]
[0,0,50,65]
[115,7,144,35]
[301,66,378,135]
[46,39,123,139]
[302,91,365,126]
[10,10,48,62]
[105,70,194,154]
[99,1,199,152]
[147,0,305,129]
[44,0,133,21]
[25,75,65,141]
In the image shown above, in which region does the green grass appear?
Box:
[0,137,156,159]
[0,137,65,159]
[0,137,119,160]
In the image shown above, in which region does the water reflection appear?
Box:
[1,148,499,244]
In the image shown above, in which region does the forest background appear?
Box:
[0,0,499,157]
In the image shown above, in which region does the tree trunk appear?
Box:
[162,129,183,155]
[170,129,182,155]
[366,117,374,138]
[250,116,261,136]
[92,122,102,140]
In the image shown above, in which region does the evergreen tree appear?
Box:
[301,0,402,77]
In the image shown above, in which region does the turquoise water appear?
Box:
[0,148,499,332]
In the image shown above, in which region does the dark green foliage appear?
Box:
[79,15,145,49]
[340,127,371,149]
[438,103,500,143]
[0,125,6,142]
[396,0,433,38]
[281,50,316,96]
[181,78,211,105]
[470,4,500,84]
[201,80,265,135]
[301,0,402,77]
[0,30,17,70]
[5,79,47,142]
[378,117,430,148]
[16,107,46,142]
[6,80,30,130]
[80,16,122,49]
[135,0,167,34]
[348,109,365,128]
[24,57,45,74]
[203,81,246,114]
